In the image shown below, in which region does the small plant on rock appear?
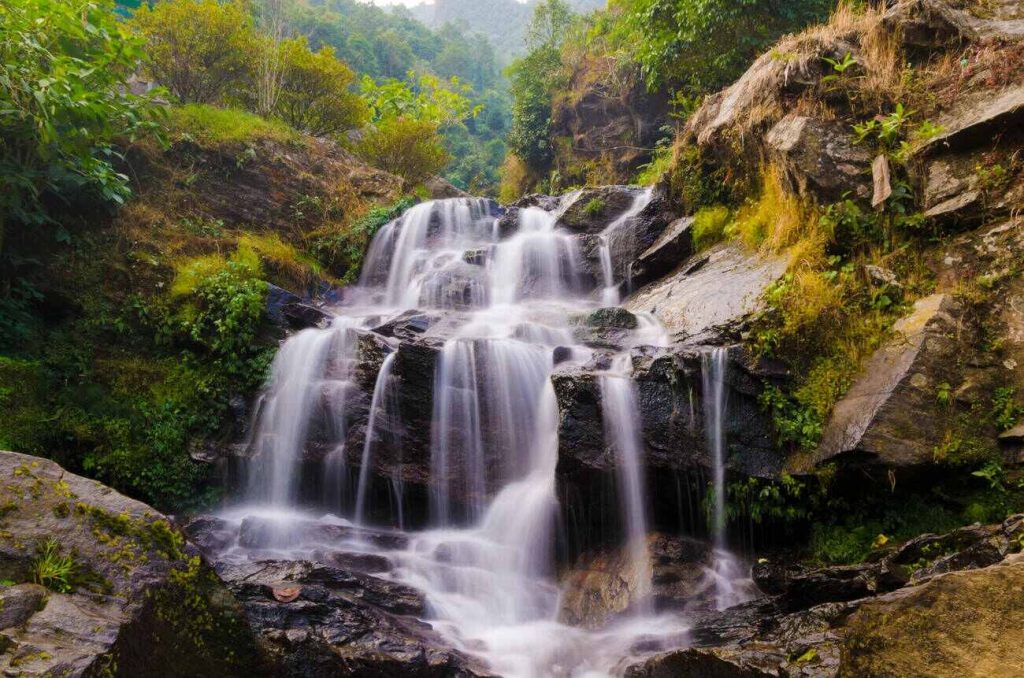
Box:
[31,539,76,593]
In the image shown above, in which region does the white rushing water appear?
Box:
[701,348,756,611]
[229,197,758,676]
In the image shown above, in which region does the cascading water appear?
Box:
[599,354,653,613]
[701,348,755,611]
[597,189,652,306]
[228,196,697,676]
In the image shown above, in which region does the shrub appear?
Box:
[309,196,416,281]
[271,37,369,137]
[0,0,162,248]
[130,0,256,105]
[31,539,76,593]
[356,117,450,185]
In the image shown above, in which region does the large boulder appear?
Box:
[627,244,789,346]
[766,115,872,203]
[796,294,969,471]
[841,552,1024,677]
[0,451,261,677]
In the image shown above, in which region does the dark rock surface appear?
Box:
[766,114,873,202]
[629,217,695,290]
[0,451,261,677]
[212,559,491,677]
[628,515,1024,678]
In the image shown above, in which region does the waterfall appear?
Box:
[597,189,652,305]
[599,354,652,612]
[354,351,397,527]
[701,347,751,611]
[232,197,690,676]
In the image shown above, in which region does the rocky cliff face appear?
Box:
[549,59,671,186]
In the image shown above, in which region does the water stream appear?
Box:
[224,197,752,676]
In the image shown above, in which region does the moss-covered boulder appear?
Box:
[841,552,1024,677]
[0,451,262,677]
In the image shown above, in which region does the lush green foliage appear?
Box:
[283,0,511,191]
[131,0,256,105]
[270,37,369,136]
[506,0,575,172]
[310,196,417,282]
[31,539,76,593]
[0,0,162,250]
[609,0,835,92]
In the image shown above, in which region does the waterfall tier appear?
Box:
[217,196,755,676]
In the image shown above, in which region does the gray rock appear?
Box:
[282,302,332,329]
[424,176,469,199]
[766,115,872,202]
[798,294,967,470]
[630,217,695,290]
[627,244,789,345]
[0,451,261,677]
[0,585,46,630]
[915,84,1024,157]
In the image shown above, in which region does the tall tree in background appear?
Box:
[253,0,289,117]
[506,0,574,171]
[131,0,256,104]
[611,0,835,92]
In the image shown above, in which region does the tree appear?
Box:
[252,0,289,117]
[0,0,162,253]
[130,0,256,104]
[611,0,835,92]
[506,0,575,170]
[273,38,369,137]
[355,118,449,186]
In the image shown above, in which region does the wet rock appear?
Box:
[216,559,491,677]
[266,284,304,326]
[513,194,563,212]
[572,308,641,349]
[559,535,714,629]
[463,248,489,266]
[183,515,237,554]
[557,186,645,235]
[236,517,409,552]
[282,302,332,329]
[629,217,695,290]
[798,294,969,471]
[554,347,776,479]
[766,115,872,202]
[0,451,261,677]
[627,244,789,345]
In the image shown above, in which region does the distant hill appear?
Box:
[408,0,606,62]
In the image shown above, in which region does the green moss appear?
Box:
[583,198,606,217]
[166,104,299,146]
[691,205,732,251]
